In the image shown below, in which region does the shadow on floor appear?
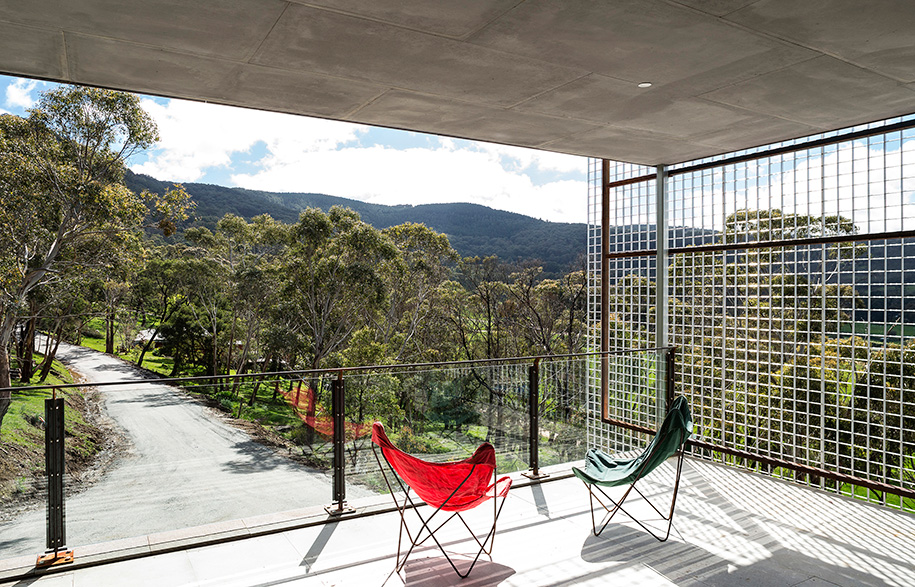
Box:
[581,525,893,587]
[400,557,515,587]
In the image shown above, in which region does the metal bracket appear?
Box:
[36,549,74,568]
[522,471,550,481]
[324,503,356,516]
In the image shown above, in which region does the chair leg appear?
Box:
[586,451,686,542]
[373,444,510,578]
[397,491,509,579]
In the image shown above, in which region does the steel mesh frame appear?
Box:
[588,115,915,511]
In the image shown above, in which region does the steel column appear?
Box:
[45,396,66,550]
[523,359,548,480]
[37,391,73,567]
[655,165,669,421]
[326,374,354,515]
[600,159,610,419]
[665,347,677,409]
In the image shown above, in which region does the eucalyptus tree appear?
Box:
[282,206,397,444]
[502,257,588,357]
[182,256,230,378]
[0,86,190,434]
[132,252,192,368]
[374,222,458,363]
[442,256,519,446]
[34,275,95,382]
[448,255,516,360]
[284,206,398,372]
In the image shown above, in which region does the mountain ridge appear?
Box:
[126,171,587,275]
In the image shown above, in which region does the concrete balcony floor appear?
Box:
[3,457,914,586]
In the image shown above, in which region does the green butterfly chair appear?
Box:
[573,396,693,541]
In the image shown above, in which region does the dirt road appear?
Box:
[0,342,371,558]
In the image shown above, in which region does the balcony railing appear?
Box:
[3,342,912,568]
[0,347,671,563]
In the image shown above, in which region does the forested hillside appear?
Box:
[126,171,586,275]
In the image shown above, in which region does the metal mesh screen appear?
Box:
[586,160,664,454]
[537,357,588,467]
[589,116,915,511]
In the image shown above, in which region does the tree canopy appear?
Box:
[0,86,191,433]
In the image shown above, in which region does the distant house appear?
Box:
[133,329,164,348]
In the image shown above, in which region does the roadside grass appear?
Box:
[230,381,302,428]
[4,360,75,450]
[79,329,175,378]
[72,322,549,477]
[1,356,103,503]
[840,482,915,511]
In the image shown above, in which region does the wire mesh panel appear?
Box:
[669,124,915,509]
[586,159,666,453]
[589,114,915,511]
[537,357,588,467]
[346,361,532,494]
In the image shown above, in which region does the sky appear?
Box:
[0,75,588,223]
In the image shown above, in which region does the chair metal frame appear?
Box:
[372,436,510,578]
[584,442,687,541]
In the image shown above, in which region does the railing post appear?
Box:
[326,372,354,515]
[665,346,677,409]
[523,358,549,480]
[37,387,73,568]
[600,159,610,420]
[656,164,669,424]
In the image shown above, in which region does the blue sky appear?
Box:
[0,75,588,223]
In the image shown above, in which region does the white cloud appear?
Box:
[5,78,38,110]
[231,144,587,223]
[132,97,589,223]
[475,142,585,175]
[131,98,366,182]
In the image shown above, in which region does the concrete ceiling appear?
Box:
[1,0,914,165]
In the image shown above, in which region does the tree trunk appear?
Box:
[19,315,36,382]
[137,323,164,368]
[211,326,219,388]
[38,325,63,383]
[38,320,65,382]
[0,347,11,436]
[0,310,16,418]
[0,309,17,434]
[105,307,115,354]
[226,307,238,387]
[249,352,274,406]
[305,368,320,447]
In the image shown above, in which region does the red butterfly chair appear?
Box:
[371,422,512,578]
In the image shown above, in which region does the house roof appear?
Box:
[2,1,914,165]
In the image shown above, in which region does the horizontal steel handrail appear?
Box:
[2,347,670,394]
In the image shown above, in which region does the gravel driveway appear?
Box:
[0,342,371,558]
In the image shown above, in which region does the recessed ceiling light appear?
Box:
[638,82,652,88]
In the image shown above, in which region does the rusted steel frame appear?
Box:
[671,117,915,176]
[605,229,915,261]
[669,229,915,256]
[598,417,915,502]
[600,159,611,421]
[606,173,655,190]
